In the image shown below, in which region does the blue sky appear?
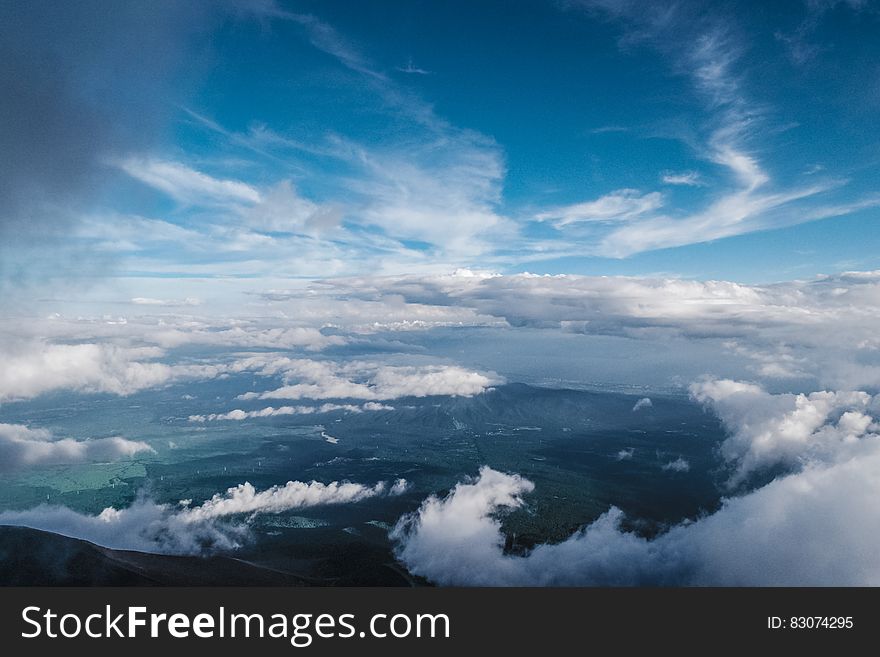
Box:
[5,0,870,298]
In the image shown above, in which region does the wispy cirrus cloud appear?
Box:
[536,189,663,226]
[118,158,261,205]
[554,0,880,258]
[661,171,703,186]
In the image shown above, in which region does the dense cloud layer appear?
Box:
[5,268,880,404]
[319,269,880,388]
[0,476,408,555]
[0,423,152,472]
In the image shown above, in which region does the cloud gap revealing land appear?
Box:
[2,0,880,588]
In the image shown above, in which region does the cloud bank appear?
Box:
[234,358,502,402]
[0,423,153,472]
[323,269,880,389]
[181,477,409,522]
[188,402,393,422]
[0,342,227,401]
[0,476,409,555]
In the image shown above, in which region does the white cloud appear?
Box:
[661,457,690,472]
[558,2,880,258]
[259,283,505,333]
[536,189,663,226]
[75,213,204,252]
[0,341,226,401]
[0,498,247,555]
[188,402,393,422]
[181,477,409,522]
[0,476,409,555]
[9,267,880,404]
[267,9,387,81]
[392,449,880,585]
[661,171,703,186]
[117,158,339,240]
[238,358,502,401]
[632,397,652,411]
[390,380,880,585]
[722,341,810,379]
[325,269,880,388]
[615,448,634,461]
[597,181,834,258]
[345,134,512,257]
[131,297,201,307]
[243,179,339,234]
[0,315,346,398]
[691,378,877,485]
[145,324,345,351]
[118,158,261,205]
[0,423,153,472]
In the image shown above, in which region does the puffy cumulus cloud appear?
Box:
[188,401,393,422]
[0,341,226,401]
[392,452,880,585]
[368,364,500,399]
[691,378,878,485]
[0,423,153,472]
[0,476,409,555]
[234,357,502,402]
[391,467,536,585]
